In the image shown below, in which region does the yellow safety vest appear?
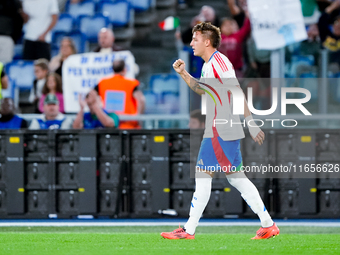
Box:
[0,62,3,100]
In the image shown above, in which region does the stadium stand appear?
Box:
[131,0,157,38]
[298,72,318,102]
[53,13,74,34]
[3,0,340,117]
[77,14,110,42]
[97,0,135,43]
[65,0,96,19]
[150,73,179,95]
[5,60,35,90]
[5,60,35,105]
[130,0,153,12]
[13,44,24,60]
[288,55,315,78]
[143,91,158,114]
[52,30,88,53]
[329,72,340,103]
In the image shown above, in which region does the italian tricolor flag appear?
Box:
[158,16,180,31]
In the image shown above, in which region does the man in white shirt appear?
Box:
[22,0,59,60]
[161,22,279,240]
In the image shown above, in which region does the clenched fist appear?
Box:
[173,59,185,74]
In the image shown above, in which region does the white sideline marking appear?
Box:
[0,221,339,227]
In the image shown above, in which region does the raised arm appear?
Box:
[173,59,205,95]
[227,0,242,16]
[325,0,340,14]
[72,95,85,129]
[92,105,115,127]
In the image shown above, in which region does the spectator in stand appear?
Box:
[226,0,247,28]
[39,72,64,113]
[316,0,329,12]
[300,0,321,25]
[95,59,145,129]
[177,0,194,9]
[93,28,124,53]
[69,0,83,3]
[0,98,27,129]
[246,36,271,109]
[300,23,321,64]
[219,15,251,77]
[247,37,271,78]
[318,0,340,68]
[29,94,72,129]
[0,61,8,99]
[175,6,219,80]
[93,28,140,76]
[22,0,59,61]
[0,0,24,64]
[28,58,49,113]
[49,37,77,77]
[72,90,119,129]
[178,5,220,45]
[188,109,205,129]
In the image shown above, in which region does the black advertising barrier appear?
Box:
[6,131,24,214]
[0,129,338,219]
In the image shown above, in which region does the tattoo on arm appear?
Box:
[191,79,200,92]
[181,71,204,94]
[190,77,201,93]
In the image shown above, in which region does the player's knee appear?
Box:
[227,177,240,187]
[227,171,247,187]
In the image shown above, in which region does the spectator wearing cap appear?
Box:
[29,94,72,129]
[0,98,27,129]
[72,90,119,129]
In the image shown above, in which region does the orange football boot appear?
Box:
[161,225,195,239]
[251,223,280,239]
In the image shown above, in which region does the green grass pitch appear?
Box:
[0,226,339,255]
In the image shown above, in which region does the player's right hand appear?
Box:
[173,59,185,74]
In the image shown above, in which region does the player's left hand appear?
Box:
[251,130,265,145]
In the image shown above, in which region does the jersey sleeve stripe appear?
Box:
[214,53,228,72]
[216,53,229,72]
[214,54,226,72]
